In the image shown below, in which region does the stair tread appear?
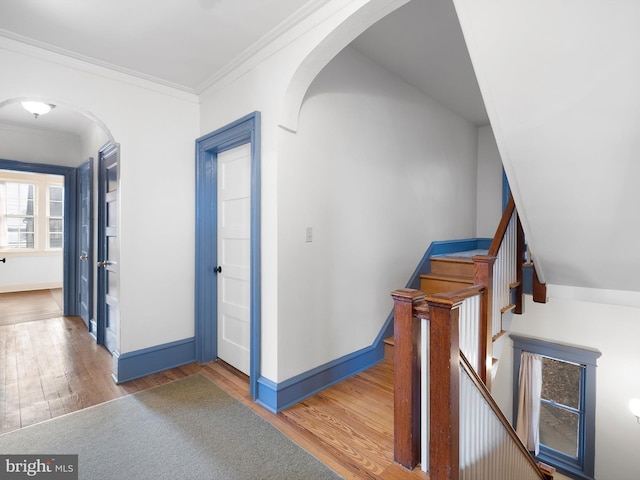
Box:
[433,249,489,259]
[431,256,475,264]
[420,272,474,282]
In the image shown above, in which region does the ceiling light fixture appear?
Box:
[21,101,56,119]
[630,398,640,424]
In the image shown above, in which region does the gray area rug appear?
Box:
[0,374,342,480]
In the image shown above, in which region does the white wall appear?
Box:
[454,0,640,293]
[476,124,503,238]
[199,0,414,382]
[276,46,479,380]
[0,122,83,166]
[0,39,199,356]
[0,254,62,293]
[492,295,640,480]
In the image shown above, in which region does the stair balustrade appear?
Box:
[473,195,524,344]
[390,195,550,479]
[391,287,549,479]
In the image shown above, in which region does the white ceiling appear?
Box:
[0,0,323,92]
[350,0,488,125]
[0,101,93,136]
[0,0,487,135]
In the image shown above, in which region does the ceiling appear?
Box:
[0,0,487,135]
[350,0,488,125]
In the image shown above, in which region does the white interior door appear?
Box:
[217,143,251,375]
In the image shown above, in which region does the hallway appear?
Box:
[0,290,428,479]
[0,290,200,434]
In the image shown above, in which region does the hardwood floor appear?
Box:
[0,291,428,480]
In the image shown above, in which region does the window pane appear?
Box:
[50,202,63,217]
[49,233,63,249]
[6,183,35,215]
[49,218,63,233]
[49,186,63,201]
[540,403,579,457]
[541,357,581,409]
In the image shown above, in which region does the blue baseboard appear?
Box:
[255,342,385,413]
[255,238,493,412]
[111,240,493,405]
[113,337,196,384]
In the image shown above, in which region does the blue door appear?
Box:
[77,158,94,332]
[97,144,119,353]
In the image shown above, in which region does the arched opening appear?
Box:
[0,96,113,314]
[273,0,498,394]
[0,97,119,432]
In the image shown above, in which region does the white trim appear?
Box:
[0,34,199,102]
[195,0,335,94]
[547,284,640,309]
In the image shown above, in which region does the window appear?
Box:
[48,185,64,249]
[0,172,64,251]
[512,335,601,480]
[4,182,35,248]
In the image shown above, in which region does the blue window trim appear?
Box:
[0,158,78,316]
[511,335,601,480]
[194,112,261,399]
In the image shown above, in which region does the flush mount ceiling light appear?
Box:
[21,101,56,119]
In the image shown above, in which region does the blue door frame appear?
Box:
[195,112,261,399]
[0,159,78,316]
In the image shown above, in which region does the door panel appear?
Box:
[77,158,93,332]
[217,143,251,375]
[97,144,119,353]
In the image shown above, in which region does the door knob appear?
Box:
[214,266,222,274]
[80,254,88,260]
[0,258,5,263]
[97,260,110,267]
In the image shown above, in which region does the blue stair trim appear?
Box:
[255,342,384,413]
[113,337,196,384]
[256,237,492,412]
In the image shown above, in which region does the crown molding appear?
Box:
[195,0,336,95]
[0,30,199,102]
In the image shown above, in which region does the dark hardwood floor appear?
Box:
[0,290,428,480]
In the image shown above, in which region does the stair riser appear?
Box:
[430,258,475,278]
[420,277,474,294]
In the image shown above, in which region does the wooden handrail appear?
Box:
[459,352,547,480]
[488,195,515,256]
[426,284,485,305]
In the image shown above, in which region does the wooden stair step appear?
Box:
[500,304,516,314]
[384,336,394,346]
[492,330,508,342]
[419,273,474,295]
[429,256,475,278]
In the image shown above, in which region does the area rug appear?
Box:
[0,374,342,480]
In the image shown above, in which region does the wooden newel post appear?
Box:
[391,288,424,469]
[472,255,495,386]
[427,295,461,480]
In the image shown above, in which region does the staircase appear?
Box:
[420,248,515,381]
[420,251,484,294]
[390,196,552,480]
